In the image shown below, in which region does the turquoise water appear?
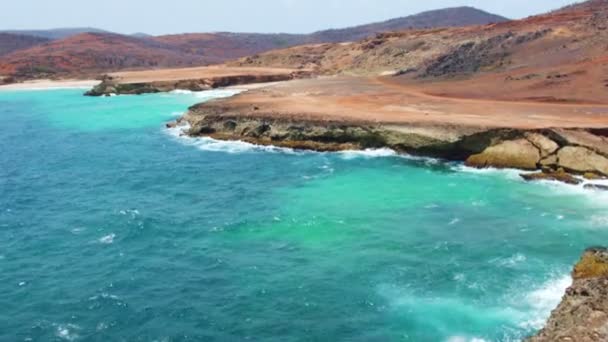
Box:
[1,88,608,342]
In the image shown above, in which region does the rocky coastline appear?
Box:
[176,106,608,184]
[84,69,311,96]
[527,247,608,342]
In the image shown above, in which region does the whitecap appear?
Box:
[55,324,80,341]
[453,273,466,282]
[165,123,299,154]
[448,218,461,225]
[491,253,527,268]
[590,215,608,227]
[99,234,116,244]
[338,148,397,160]
[446,336,487,342]
[452,164,526,181]
[519,275,571,330]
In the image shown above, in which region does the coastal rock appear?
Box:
[584,183,608,191]
[525,132,560,157]
[557,146,608,176]
[465,139,540,170]
[528,247,608,342]
[85,70,311,96]
[550,129,608,157]
[521,169,583,185]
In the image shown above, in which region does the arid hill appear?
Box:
[231,0,608,104]
[0,27,110,40]
[0,33,208,80]
[0,33,50,58]
[309,6,507,43]
[0,7,506,82]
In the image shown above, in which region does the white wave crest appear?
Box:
[338,148,397,160]
[55,324,80,341]
[98,233,116,244]
[490,253,527,268]
[519,275,571,330]
[452,164,527,181]
[165,123,298,154]
[446,336,487,342]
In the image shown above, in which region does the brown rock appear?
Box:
[539,154,558,168]
[584,183,608,191]
[521,169,583,185]
[557,146,608,176]
[525,133,559,157]
[466,139,540,170]
[527,247,608,342]
[583,172,605,180]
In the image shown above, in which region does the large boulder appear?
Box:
[525,133,559,157]
[465,138,540,170]
[528,247,608,342]
[557,146,608,177]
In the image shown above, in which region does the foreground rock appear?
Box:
[528,247,608,342]
[177,77,608,180]
[84,66,311,96]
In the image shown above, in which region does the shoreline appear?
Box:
[167,121,608,191]
[171,75,608,186]
[0,79,100,91]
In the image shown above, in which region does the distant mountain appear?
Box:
[131,32,152,38]
[231,0,608,103]
[0,7,509,80]
[0,33,50,57]
[0,28,110,40]
[310,6,509,42]
[0,32,206,79]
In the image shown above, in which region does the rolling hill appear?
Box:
[0,27,110,40]
[0,6,508,81]
[231,0,608,103]
[0,33,50,57]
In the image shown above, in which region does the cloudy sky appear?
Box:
[1,0,580,35]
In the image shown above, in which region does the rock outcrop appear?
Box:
[521,169,583,185]
[85,70,310,96]
[179,104,608,180]
[465,139,541,170]
[528,247,608,342]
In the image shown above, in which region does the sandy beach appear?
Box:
[0,79,100,91]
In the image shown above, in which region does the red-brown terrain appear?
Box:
[0,33,50,57]
[232,0,608,104]
[0,7,506,82]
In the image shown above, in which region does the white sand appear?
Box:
[0,79,100,91]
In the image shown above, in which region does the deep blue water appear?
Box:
[1,88,607,342]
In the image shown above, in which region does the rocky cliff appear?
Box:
[179,108,608,181]
[175,75,608,185]
[528,247,608,342]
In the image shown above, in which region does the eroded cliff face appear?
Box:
[528,247,608,342]
[178,107,608,181]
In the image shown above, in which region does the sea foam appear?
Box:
[519,274,572,330]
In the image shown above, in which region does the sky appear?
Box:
[1,0,580,35]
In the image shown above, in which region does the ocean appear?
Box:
[1,88,607,341]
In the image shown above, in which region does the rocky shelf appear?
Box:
[84,66,312,96]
